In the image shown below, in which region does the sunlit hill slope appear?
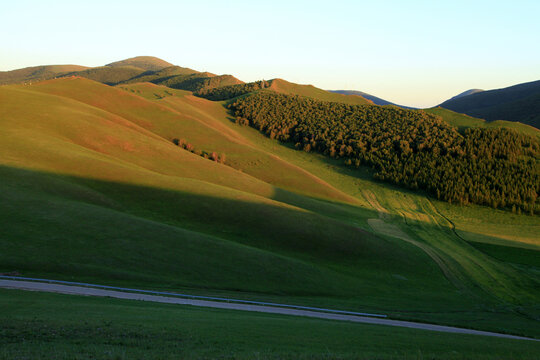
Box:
[1,58,539,339]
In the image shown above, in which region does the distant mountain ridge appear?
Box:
[0,57,373,105]
[439,80,540,129]
[0,56,244,93]
[0,64,88,85]
[2,57,538,129]
[193,78,373,105]
[448,89,484,101]
[329,90,415,109]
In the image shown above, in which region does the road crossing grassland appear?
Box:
[2,288,540,360]
[0,279,535,341]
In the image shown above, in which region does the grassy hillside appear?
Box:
[0,57,240,93]
[65,66,146,85]
[426,107,540,137]
[439,80,540,128]
[105,56,173,71]
[163,73,243,92]
[330,89,413,108]
[195,78,372,104]
[207,97,540,330]
[21,79,355,202]
[121,65,202,83]
[268,79,372,105]
[1,78,539,340]
[0,79,464,308]
[116,64,242,93]
[0,64,88,85]
[2,59,371,106]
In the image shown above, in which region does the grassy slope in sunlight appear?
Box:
[267,78,373,105]
[0,78,539,339]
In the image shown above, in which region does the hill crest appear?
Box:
[330,90,414,108]
[0,65,89,85]
[439,80,540,128]
[448,89,484,101]
[105,56,174,71]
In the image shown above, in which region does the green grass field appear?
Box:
[0,78,539,356]
[425,107,540,137]
[1,289,539,360]
[266,78,373,105]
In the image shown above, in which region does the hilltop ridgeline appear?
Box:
[329,90,415,109]
[440,80,540,129]
[196,80,271,100]
[230,91,540,214]
[0,56,244,94]
[195,78,372,105]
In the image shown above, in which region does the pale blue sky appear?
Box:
[1,0,539,107]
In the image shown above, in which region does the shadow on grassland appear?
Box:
[1,165,540,337]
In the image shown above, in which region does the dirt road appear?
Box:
[0,279,536,341]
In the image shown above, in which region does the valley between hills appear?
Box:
[0,56,539,359]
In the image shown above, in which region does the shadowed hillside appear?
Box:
[122,65,202,83]
[425,107,540,137]
[0,78,459,306]
[64,66,146,85]
[448,88,484,101]
[439,80,540,128]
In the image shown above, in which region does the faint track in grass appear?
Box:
[363,190,468,293]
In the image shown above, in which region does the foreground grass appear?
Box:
[1,289,539,360]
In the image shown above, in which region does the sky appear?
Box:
[1,0,539,107]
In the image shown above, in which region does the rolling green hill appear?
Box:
[426,107,540,137]
[0,64,89,85]
[64,65,147,85]
[329,89,413,108]
[121,65,202,83]
[73,60,243,92]
[0,78,445,304]
[1,77,539,345]
[105,55,173,71]
[439,80,540,129]
[0,57,242,94]
[196,78,373,104]
[160,73,243,92]
[268,79,372,104]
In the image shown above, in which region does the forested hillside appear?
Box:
[196,80,270,100]
[196,78,372,105]
[230,92,540,214]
